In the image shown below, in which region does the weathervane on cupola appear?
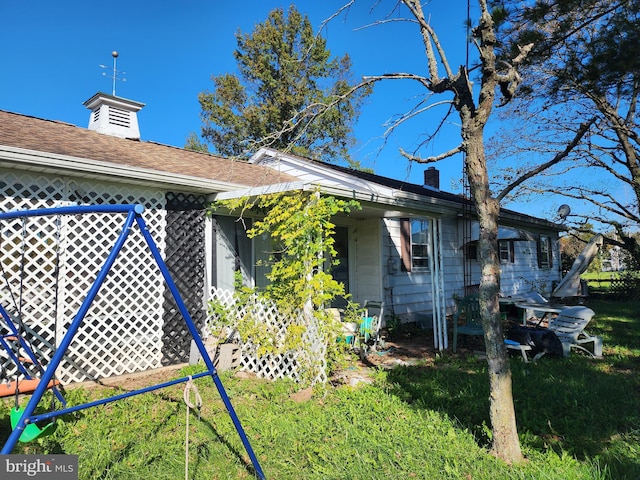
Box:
[83,51,145,139]
[99,51,126,97]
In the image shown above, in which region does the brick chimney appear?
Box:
[83,92,145,139]
[424,167,440,189]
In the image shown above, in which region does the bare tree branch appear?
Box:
[496,43,533,105]
[626,78,639,125]
[382,99,453,136]
[528,184,640,225]
[401,144,464,163]
[362,72,432,88]
[496,116,597,202]
[586,150,640,187]
[410,102,458,155]
[354,17,417,30]
[402,0,454,80]
[318,0,355,31]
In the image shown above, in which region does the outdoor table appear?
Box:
[498,297,527,323]
[499,297,526,304]
[515,302,566,325]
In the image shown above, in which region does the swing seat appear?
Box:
[0,379,61,398]
[10,407,57,442]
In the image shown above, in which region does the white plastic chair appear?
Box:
[547,306,602,358]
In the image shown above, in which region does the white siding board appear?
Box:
[499,240,561,297]
[461,239,562,298]
[440,217,465,305]
[256,154,396,197]
[352,219,383,305]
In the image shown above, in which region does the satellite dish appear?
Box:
[556,204,571,222]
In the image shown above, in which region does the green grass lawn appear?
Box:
[582,271,638,295]
[1,296,639,479]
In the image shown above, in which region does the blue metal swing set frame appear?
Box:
[0,204,265,479]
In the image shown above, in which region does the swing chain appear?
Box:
[13,218,28,410]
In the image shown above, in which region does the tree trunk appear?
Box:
[466,126,523,463]
[386,0,525,463]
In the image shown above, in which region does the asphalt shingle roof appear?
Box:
[0,110,295,188]
[0,110,561,230]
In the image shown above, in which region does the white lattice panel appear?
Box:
[207,287,327,384]
[0,169,167,384]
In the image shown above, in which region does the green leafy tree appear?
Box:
[194,5,370,166]
[246,190,359,315]
[559,226,599,273]
[184,132,209,153]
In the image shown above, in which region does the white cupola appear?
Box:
[83,92,145,140]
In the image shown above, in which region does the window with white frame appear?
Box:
[537,235,553,268]
[499,240,515,263]
[400,218,430,271]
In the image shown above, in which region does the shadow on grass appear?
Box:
[383,350,640,477]
[0,381,260,479]
[376,294,640,476]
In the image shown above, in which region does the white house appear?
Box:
[0,92,564,383]
[0,93,295,383]
[212,148,564,346]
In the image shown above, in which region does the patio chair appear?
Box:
[546,306,602,358]
[452,294,483,352]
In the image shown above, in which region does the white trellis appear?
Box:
[0,169,167,384]
[206,287,327,385]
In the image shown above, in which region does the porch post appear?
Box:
[429,218,448,350]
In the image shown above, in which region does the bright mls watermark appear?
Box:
[0,455,78,479]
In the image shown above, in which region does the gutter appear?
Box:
[214,180,564,232]
[0,145,248,194]
[214,181,461,216]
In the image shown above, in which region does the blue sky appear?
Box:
[3,1,553,214]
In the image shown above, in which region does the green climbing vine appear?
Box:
[209,188,360,380]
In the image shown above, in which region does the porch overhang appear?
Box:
[213,181,463,219]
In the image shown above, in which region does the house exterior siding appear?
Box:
[0,167,208,383]
[456,235,562,298]
[0,112,567,371]
[380,216,464,325]
[497,238,561,297]
[441,216,466,311]
[382,217,434,325]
